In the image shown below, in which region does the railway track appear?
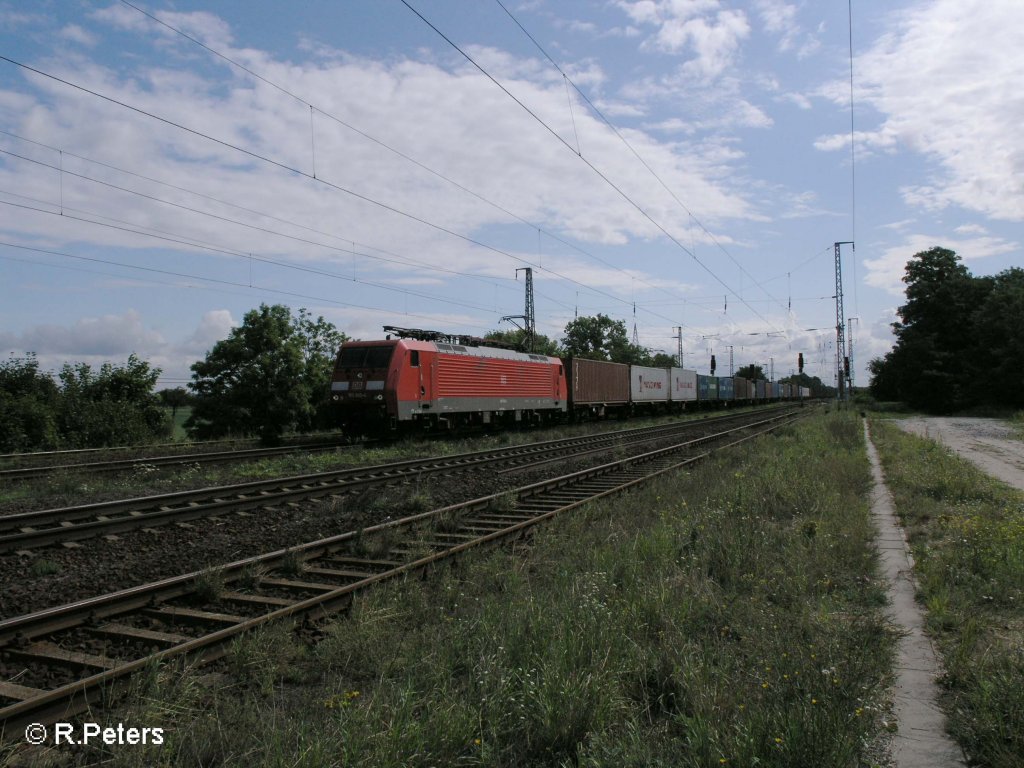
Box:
[0,408,788,553]
[0,441,351,483]
[0,406,804,738]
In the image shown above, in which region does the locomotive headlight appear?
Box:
[357,372,364,379]
[375,394,384,400]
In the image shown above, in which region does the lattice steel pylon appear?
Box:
[848,316,857,391]
[834,241,854,401]
[501,267,535,352]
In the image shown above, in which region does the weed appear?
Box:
[405,489,433,512]
[29,558,61,577]
[488,491,518,513]
[191,567,225,603]
[278,548,306,577]
[435,507,464,532]
[236,563,267,591]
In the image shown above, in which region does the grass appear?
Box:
[0,408,777,510]
[868,419,1024,767]
[44,409,900,768]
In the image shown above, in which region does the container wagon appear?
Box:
[565,357,630,419]
[733,375,752,401]
[670,367,697,406]
[631,365,671,412]
[718,376,735,402]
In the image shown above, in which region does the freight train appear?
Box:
[329,328,809,435]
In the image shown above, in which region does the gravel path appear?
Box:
[893,416,1024,491]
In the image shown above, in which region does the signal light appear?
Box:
[843,356,850,377]
[710,354,716,375]
[798,352,804,374]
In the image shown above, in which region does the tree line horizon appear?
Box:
[10,246,1007,451]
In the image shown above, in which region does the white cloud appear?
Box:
[863,232,1019,295]
[181,309,235,354]
[754,0,798,51]
[615,1,750,80]
[0,309,165,358]
[59,25,97,47]
[821,0,1024,221]
[0,24,761,291]
[779,92,810,110]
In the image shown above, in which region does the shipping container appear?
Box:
[755,380,766,399]
[670,367,697,402]
[697,374,720,402]
[771,382,781,399]
[718,376,735,401]
[631,365,671,403]
[565,358,629,416]
[733,375,751,400]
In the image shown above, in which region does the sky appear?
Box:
[0,0,1021,390]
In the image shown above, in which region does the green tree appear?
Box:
[484,328,560,356]
[561,314,650,364]
[972,267,1024,408]
[735,364,766,381]
[158,387,191,422]
[0,355,60,451]
[879,247,991,412]
[187,304,345,442]
[295,308,348,430]
[57,355,169,447]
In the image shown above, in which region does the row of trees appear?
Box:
[0,354,169,452]
[869,247,1024,412]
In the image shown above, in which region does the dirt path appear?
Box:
[893,416,1024,491]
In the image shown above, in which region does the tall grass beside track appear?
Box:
[22,411,897,767]
[869,419,1024,767]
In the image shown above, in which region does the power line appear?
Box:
[398,0,782,333]
[0,144,534,302]
[492,0,791,319]
[116,0,690,320]
[0,54,694,332]
[0,241,497,333]
[0,196,506,316]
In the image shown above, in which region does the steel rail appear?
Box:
[0,441,352,482]
[0,408,785,552]
[0,408,804,737]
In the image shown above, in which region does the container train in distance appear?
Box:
[329,328,810,435]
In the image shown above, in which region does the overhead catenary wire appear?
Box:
[397,0,782,333]
[0,241,498,334]
[491,0,792,321]
[0,55,698,334]
[0,144,544,306]
[0,129,540,298]
[0,196,505,316]
[116,0,689,318]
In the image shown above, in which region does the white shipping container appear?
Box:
[630,365,671,403]
[670,367,697,402]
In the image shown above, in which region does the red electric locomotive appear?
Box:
[330,327,567,434]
